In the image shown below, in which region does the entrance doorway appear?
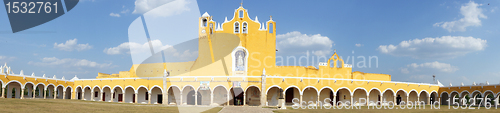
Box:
[285,89,293,103]
[157,94,163,104]
[118,94,123,102]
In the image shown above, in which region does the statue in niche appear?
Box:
[235,50,246,71]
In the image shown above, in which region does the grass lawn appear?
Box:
[0,98,222,113]
[272,105,500,113]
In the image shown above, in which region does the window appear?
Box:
[239,10,244,18]
[234,22,240,33]
[210,23,213,34]
[202,18,207,27]
[242,22,247,33]
[269,23,274,33]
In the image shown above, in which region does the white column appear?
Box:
[100,92,104,101]
[90,91,94,101]
[148,93,151,104]
[1,87,4,98]
[134,93,138,103]
[227,91,230,106]
[33,86,36,99]
[63,91,66,100]
[54,88,57,99]
[195,91,198,105]
[21,89,24,99]
[243,92,246,105]
[210,91,214,106]
[110,92,114,102]
[300,95,303,106]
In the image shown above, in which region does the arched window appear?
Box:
[209,23,213,34]
[202,19,207,27]
[242,22,247,33]
[234,22,240,33]
[239,10,244,18]
[269,23,274,33]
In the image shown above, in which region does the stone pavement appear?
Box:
[218,106,275,113]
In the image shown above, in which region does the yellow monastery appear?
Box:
[1,6,499,107]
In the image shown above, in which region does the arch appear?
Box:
[83,86,91,100]
[124,86,135,103]
[75,86,83,100]
[483,90,495,97]
[336,87,352,106]
[213,85,228,106]
[150,86,163,104]
[136,86,149,104]
[24,82,35,98]
[284,86,301,105]
[65,86,72,99]
[245,85,261,106]
[441,92,449,105]
[368,88,382,106]
[460,90,470,98]
[102,86,112,102]
[135,85,148,93]
[429,91,438,105]
[229,86,244,105]
[395,89,407,105]
[168,85,181,105]
[242,22,248,33]
[234,22,240,33]
[239,10,244,18]
[198,85,212,105]
[319,87,335,106]
[46,84,56,99]
[56,85,65,99]
[408,90,419,105]
[182,85,196,105]
[419,90,429,105]
[352,87,368,106]
[35,83,45,98]
[265,85,281,95]
[149,85,163,93]
[449,91,460,105]
[5,80,22,99]
[112,85,124,93]
[470,90,482,97]
[302,86,318,106]
[112,85,124,102]
[92,86,101,101]
[382,88,395,105]
[6,80,24,88]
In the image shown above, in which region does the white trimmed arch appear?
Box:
[92,85,101,92]
[212,84,228,94]
[336,87,352,94]
[112,85,124,93]
[460,90,470,97]
[182,85,195,92]
[470,90,482,97]
[319,87,335,95]
[245,85,261,92]
[368,88,382,96]
[408,89,418,96]
[46,83,56,90]
[57,85,65,91]
[124,85,135,92]
[136,85,148,93]
[382,88,396,96]
[483,90,495,97]
[6,80,24,88]
[149,85,163,93]
[75,85,82,92]
[284,85,302,95]
[24,82,35,87]
[302,86,319,94]
[0,79,4,87]
[351,87,368,96]
[265,85,281,94]
[168,85,181,92]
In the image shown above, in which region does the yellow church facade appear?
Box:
[1,6,499,107]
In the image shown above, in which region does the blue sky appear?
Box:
[0,0,498,86]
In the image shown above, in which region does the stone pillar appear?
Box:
[317,94,320,106]
[393,95,396,105]
[148,93,151,104]
[406,96,409,105]
[366,95,369,106]
[54,89,57,99]
[134,93,138,103]
[90,91,94,101]
[33,86,36,99]
[428,96,431,105]
[110,92,114,102]
[1,87,4,98]
[417,96,420,105]
[300,95,303,106]
[63,91,66,100]
[100,92,104,101]
[261,72,266,106]
[122,93,125,103]
[180,93,183,105]
[44,89,48,99]
[227,91,230,106]
[81,91,84,100]
[380,95,383,106]
[333,94,336,106]
[350,96,353,106]
[21,89,24,99]
[210,91,213,106]
[195,91,198,105]
[243,92,246,105]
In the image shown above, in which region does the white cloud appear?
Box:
[28,57,112,68]
[401,61,458,74]
[103,39,172,55]
[121,9,130,14]
[132,0,190,17]
[378,36,486,59]
[276,31,334,56]
[434,1,487,32]
[355,43,363,47]
[0,56,16,63]
[53,38,92,51]
[110,13,121,17]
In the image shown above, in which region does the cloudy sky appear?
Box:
[0,0,498,86]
